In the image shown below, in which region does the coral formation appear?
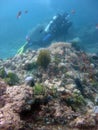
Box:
[0,79,33,129]
[0,42,98,129]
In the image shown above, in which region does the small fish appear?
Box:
[24,10,28,14]
[17,11,22,19]
[95,24,98,29]
[71,9,76,14]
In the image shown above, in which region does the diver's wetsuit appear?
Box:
[17,12,72,54]
[40,12,72,46]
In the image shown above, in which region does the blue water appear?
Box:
[0,0,98,59]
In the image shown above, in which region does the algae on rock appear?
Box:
[4,72,19,86]
[37,50,51,69]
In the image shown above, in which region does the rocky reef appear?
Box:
[0,42,98,130]
[0,79,33,130]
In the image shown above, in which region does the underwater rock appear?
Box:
[73,89,80,94]
[44,80,53,89]
[65,84,76,91]
[74,78,84,96]
[93,106,98,114]
[70,113,96,129]
[0,79,7,108]
[25,76,35,87]
[70,37,81,44]
[95,96,98,105]
[92,54,98,60]
[0,79,34,130]
[90,63,95,69]
[71,64,80,71]
[58,62,66,68]
[70,37,81,51]
[22,61,35,70]
[41,100,77,125]
[66,71,75,78]
[0,42,98,129]
[49,42,71,55]
[57,87,65,92]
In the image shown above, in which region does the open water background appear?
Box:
[0,0,98,59]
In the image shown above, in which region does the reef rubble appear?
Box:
[0,42,98,130]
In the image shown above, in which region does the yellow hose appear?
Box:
[17,42,27,54]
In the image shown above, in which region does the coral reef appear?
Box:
[0,79,33,129]
[0,42,98,129]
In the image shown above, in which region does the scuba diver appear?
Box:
[17,12,72,54]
